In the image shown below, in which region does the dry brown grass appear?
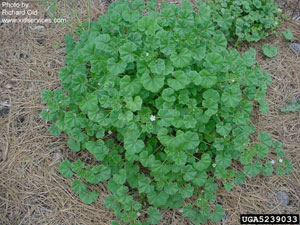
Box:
[0,1,299,225]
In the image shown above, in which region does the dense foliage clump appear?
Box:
[208,0,282,43]
[40,0,292,224]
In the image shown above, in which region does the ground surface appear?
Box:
[0,1,299,225]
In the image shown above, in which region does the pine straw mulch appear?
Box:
[0,1,299,225]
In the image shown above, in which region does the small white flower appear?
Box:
[108,130,112,135]
[212,163,216,168]
[97,83,100,86]
[232,79,235,82]
[46,109,49,111]
[150,115,156,121]
[201,190,204,193]
[146,52,149,57]
[137,212,141,217]
[178,208,183,213]
[279,158,283,163]
[271,160,275,164]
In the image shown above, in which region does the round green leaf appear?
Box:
[282,29,293,41]
[167,70,190,91]
[210,205,225,222]
[140,73,165,93]
[262,44,277,58]
[79,190,99,204]
[107,58,127,75]
[216,122,232,136]
[147,207,162,225]
[119,42,137,63]
[147,191,169,207]
[244,160,263,177]
[170,48,192,68]
[124,138,145,154]
[138,176,153,193]
[72,179,87,194]
[221,85,242,108]
[67,138,81,152]
[79,94,98,112]
[138,16,159,35]
[58,160,73,178]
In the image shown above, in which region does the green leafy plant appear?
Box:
[282,29,293,41]
[208,0,282,43]
[40,0,292,224]
[280,100,300,113]
[262,44,278,58]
